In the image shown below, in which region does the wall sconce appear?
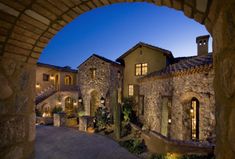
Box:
[100,97,105,104]
[50,75,55,80]
[168,119,172,124]
[73,101,77,106]
[78,97,83,103]
[190,108,194,113]
[36,83,40,88]
[57,101,62,105]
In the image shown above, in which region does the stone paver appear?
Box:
[35,126,139,159]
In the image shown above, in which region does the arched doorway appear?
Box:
[64,75,73,85]
[65,97,75,117]
[0,1,235,159]
[191,98,200,141]
[90,90,99,116]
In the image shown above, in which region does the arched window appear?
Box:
[64,75,73,85]
[191,98,200,140]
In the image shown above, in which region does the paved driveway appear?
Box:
[35,126,139,159]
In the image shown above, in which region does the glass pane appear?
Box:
[128,85,134,96]
[135,64,141,76]
[142,63,148,75]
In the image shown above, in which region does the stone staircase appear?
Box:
[35,85,57,105]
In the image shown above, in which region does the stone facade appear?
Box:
[140,66,215,142]
[77,54,123,116]
[1,1,235,158]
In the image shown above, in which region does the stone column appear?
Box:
[112,89,121,140]
[0,57,36,159]
[213,1,235,158]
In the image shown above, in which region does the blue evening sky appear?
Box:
[39,2,212,69]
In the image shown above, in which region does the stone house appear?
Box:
[35,35,215,143]
[77,54,123,116]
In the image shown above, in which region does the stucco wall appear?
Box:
[122,46,168,97]
[140,69,215,142]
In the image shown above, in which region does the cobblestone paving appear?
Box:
[35,126,139,159]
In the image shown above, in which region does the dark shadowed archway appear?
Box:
[0,1,235,159]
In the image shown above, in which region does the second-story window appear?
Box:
[90,68,96,80]
[135,63,148,76]
[65,75,72,85]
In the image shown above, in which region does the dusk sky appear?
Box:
[39,2,212,69]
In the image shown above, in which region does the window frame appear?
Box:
[135,63,148,76]
[128,84,134,96]
[43,73,50,81]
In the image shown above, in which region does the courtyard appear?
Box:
[35,126,138,159]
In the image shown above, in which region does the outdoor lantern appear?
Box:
[58,101,62,105]
[190,108,194,113]
[78,97,83,103]
[100,97,105,104]
[168,119,172,124]
[73,101,77,106]
[50,75,55,80]
[36,83,40,88]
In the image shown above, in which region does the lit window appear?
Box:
[43,74,49,81]
[90,68,96,79]
[142,63,148,75]
[135,63,148,76]
[65,75,72,85]
[128,85,134,96]
[135,64,142,76]
[191,98,199,140]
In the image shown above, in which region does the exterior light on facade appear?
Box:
[78,97,83,103]
[36,83,40,88]
[57,101,62,105]
[190,108,194,113]
[50,75,55,80]
[73,101,77,106]
[100,97,105,104]
[168,119,172,124]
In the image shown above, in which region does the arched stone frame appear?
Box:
[0,1,234,158]
[180,91,211,141]
[64,74,73,85]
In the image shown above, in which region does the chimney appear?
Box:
[196,35,210,56]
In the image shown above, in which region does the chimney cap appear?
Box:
[196,35,210,43]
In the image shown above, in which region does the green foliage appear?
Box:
[95,106,111,130]
[119,139,146,155]
[122,98,134,122]
[52,106,63,114]
[77,111,85,117]
[35,108,42,117]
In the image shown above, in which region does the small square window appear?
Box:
[90,68,96,79]
[43,74,49,81]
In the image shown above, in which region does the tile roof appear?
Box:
[37,62,77,73]
[116,42,173,62]
[140,53,213,81]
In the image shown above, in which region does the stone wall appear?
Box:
[140,69,215,142]
[77,55,123,116]
[0,57,35,159]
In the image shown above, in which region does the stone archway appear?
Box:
[0,1,235,159]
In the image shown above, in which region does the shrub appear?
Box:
[35,108,42,117]
[94,106,111,130]
[119,139,146,154]
[52,106,63,114]
[122,98,134,122]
